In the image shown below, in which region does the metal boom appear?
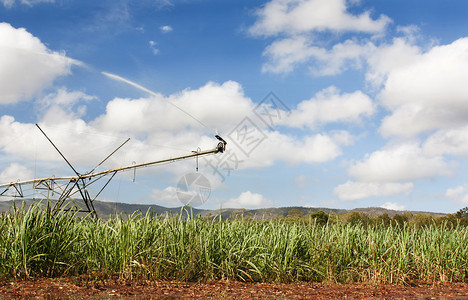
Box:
[0,127,227,219]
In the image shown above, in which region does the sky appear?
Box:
[1,0,468,213]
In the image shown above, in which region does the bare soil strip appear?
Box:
[1,278,467,299]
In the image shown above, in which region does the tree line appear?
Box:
[228,207,468,228]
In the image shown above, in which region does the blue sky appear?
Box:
[1,0,468,213]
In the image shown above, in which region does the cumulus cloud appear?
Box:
[242,131,346,168]
[261,36,323,74]
[0,115,120,166]
[348,142,453,182]
[93,80,254,135]
[160,25,173,33]
[282,86,375,129]
[423,125,468,157]
[223,191,272,208]
[0,163,34,183]
[0,116,46,160]
[333,181,413,201]
[365,37,422,86]
[149,186,180,207]
[38,88,96,120]
[333,36,468,202]
[262,37,375,75]
[307,39,375,76]
[0,23,77,104]
[445,184,468,204]
[333,139,454,201]
[201,128,350,186]
[0,89,101,168]
[249,0,390,36]
[378,38,468,137]
[250,0,391,75]
[258,23,423,78]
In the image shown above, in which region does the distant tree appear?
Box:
[436,214,458,229]
[345,212,370,226]
[204,212,213,220]
[455,207,468,226]
[285,208,305,223]
[374,213,391,227]
[261,211,272,220]
[271,213,284,222]
[456,207,468,219]
[229,208,248,220]
[409,213,434,228]
[392,213,410,226]
[287,208,303,218]
[308,211,329,226]
[327,213,340,224]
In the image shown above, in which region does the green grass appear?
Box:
[0,203,467,283]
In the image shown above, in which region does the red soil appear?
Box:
[1,278,467,299]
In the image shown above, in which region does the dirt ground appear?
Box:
[0,278,467,299]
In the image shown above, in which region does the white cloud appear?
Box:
[445,184,468,204]
[0,116,48,160]
[149,40,159,55]
[250,0,391,75]
[2,0,54,8]
[249,0,390,36]
[380,202,406,211]
[308,39,375,76]
[38,88,96,120]
[0,114,147,171]
[149,186,180,207]
[258,24,423,78]
[244,131,345,168]
[39,88,93,108]
[200,129,349,183]
[160,25,173,33]
[379,104,451,138]
[261,36,323,74]
[0,23,77,104]
[93,80,254,135]
[379,38,468,109]
[0,78,354,182]
[348,142,452,182]
[378,38,468,137]
[262,36,376,75]
[365,37,422,86]
[0,163,34,183]
[330,130,357,146]
[423,125,468,157]
[223,191,272,209]
[333,181,413,201]
[282,86,375,129]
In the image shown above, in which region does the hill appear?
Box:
[0,199,447,219]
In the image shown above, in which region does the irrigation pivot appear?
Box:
[0,124,227,219]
